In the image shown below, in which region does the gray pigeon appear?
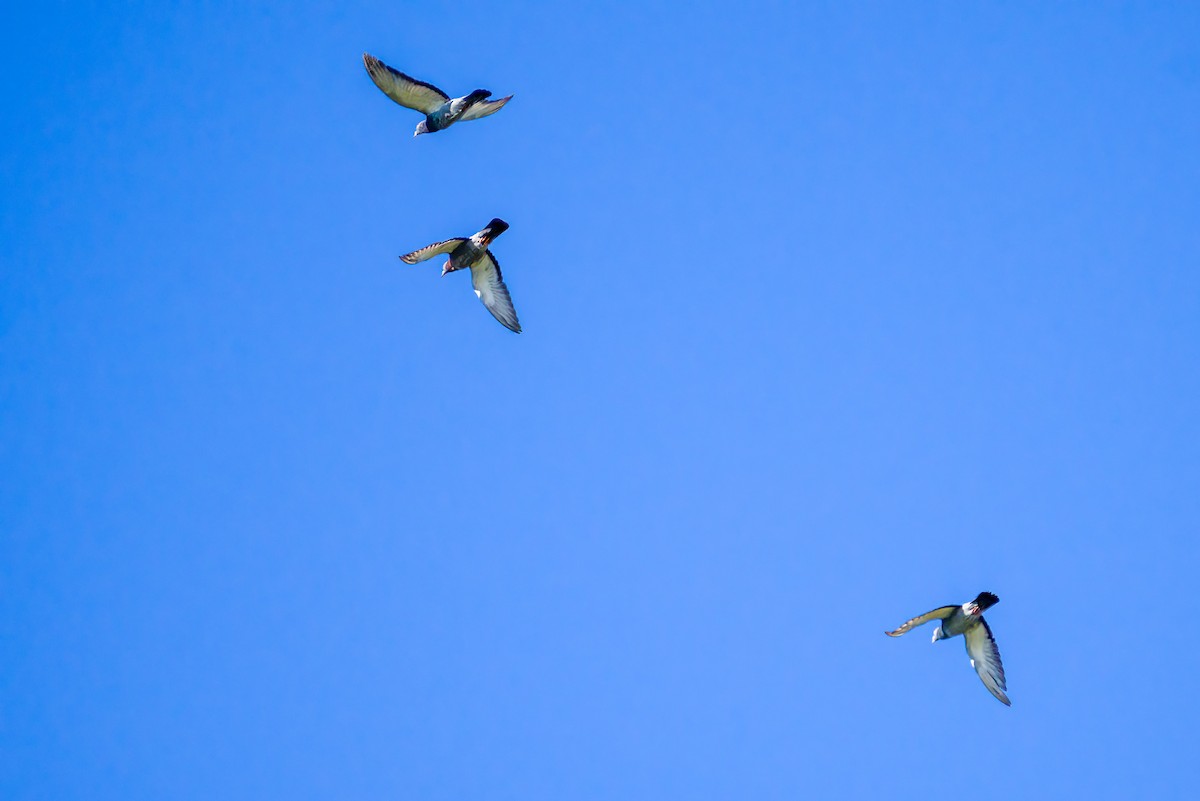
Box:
[363,53,512,136]
[885,591,1010,706]
[400,218,521,333]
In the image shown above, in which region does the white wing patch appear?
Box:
[400,238,464,264]
[363,54,449,114]
[965,620,1010,706]
[469,251,521,333]
[460,95,513,122]
[885,606,958,637]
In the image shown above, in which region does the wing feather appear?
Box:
[965,619,1010,706]
[363,54,449,114]
[459,95,513,122]
[469,252,521,333]
[400,238,464,264]
[885,606,958,637]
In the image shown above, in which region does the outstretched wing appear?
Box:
[363,54,449,114]
[469,251,521,333]
[400,238,464,264]
[460,94,513,122]
[885,606,958,637]
[965,619,1010,706]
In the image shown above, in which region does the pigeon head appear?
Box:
[414,119,430,137]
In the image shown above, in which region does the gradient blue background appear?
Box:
[3,2,1198,798]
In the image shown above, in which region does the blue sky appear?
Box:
[2,1,1199,798]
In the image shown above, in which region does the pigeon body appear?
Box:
[363,54,512,136]
[885,591,1010,706]
[399,219,521,333]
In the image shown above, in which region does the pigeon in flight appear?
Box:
[399,218,521,333]
[885,591,1010,706]
[363,53,512,136]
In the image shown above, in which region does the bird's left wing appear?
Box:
[965,620,1010,706]
[363,54,449,114]
[885,606,958,637]
[469,251,521,333]
[400,238,465,264]
[459,95,513,121]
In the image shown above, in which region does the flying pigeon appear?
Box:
[885,591,1010,706]
[363,53,512,136]
[399,218,521,333]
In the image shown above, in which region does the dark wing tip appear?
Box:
[491,311,521,334]
[361,53,410,85]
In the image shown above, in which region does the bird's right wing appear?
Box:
[459,95,513,121]
[884,606,958,637]
[363,54,449,114]
[965,620,1010,706]
[400,238,465,264]
[470,251,521,333]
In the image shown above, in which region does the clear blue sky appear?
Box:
[3,2,1198,798]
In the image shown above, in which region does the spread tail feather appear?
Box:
[973,592,999,611]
